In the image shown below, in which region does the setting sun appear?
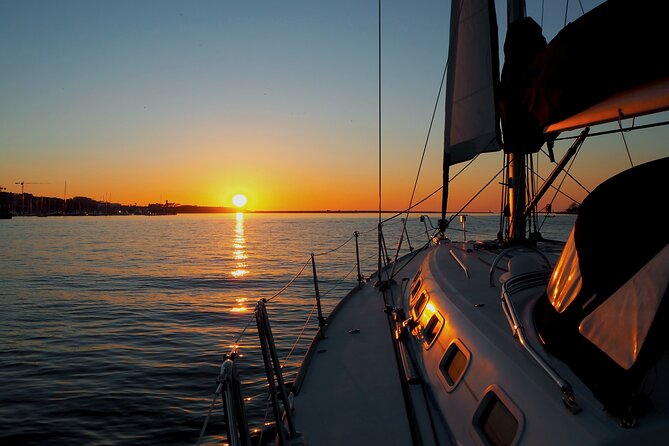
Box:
[232,194,248,208]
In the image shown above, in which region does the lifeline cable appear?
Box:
[313,233,355,257]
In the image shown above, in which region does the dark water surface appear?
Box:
[0,213,575,445]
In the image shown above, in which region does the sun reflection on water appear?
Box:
[230,215,250,313]
[230,297,249,313]
[230,212,249,278]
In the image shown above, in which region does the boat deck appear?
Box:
[291,278,413,445]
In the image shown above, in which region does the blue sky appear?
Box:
[1,0,665,211]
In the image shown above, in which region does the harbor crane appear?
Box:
[15,181,49,214]
[15,181,48,195]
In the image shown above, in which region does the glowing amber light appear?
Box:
[421,302,437,325]
[232,194,247,207]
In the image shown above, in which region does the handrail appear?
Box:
[488,245,552,287]
[199,221,427,442]
[219,356,252,446]
[448,249,470,278]
[501,273,581,414]
[197,351,251,446]
[255,299,302,445]
[310,254,327,338]
[354,231,364,287]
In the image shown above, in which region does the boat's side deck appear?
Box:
[290,277,414,445]
[404,239,669,445]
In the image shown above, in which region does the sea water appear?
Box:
[0,213,575,445]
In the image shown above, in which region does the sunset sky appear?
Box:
[2,0,667,212]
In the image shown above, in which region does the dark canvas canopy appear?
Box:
[501,0,669,150]
[536,157,669,415]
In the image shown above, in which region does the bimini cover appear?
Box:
[538,156,669,413]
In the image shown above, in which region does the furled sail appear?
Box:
[524,0,669,134]
[443,0,501,166]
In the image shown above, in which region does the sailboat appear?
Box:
[204,0,669,445]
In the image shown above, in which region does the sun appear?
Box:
[232,194,248,208]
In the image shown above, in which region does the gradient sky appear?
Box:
[2,0,667,212]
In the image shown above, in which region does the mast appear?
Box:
[506,0,527,243]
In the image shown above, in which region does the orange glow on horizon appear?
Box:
[15,143,609,213]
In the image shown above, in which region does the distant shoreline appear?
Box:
[1,191,578,216]
[4,210,578,217]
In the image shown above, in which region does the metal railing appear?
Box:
[500,272,581,414]
[197,220,434,445]
[255,299,303,445]
[197,349,251,446]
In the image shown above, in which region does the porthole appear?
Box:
[410,278,422,303]
[421,309,444,349]
[473,387,524,446]
[439,339,471,390]
[412,290,429,319]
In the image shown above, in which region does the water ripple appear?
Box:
[0,213,575,444]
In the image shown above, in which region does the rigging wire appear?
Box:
[223,230,363,355]
[450,152,481,183]
[528,154,538,235]
[538,145,591,195]
[448,161,509,226]
[202,198,447,442]
[404,60,448,219]
[380,152,484,226]
[381,185,443,225]
[404,60,448,237]
[396,57,449,261]
[232,313,256,347]
[390,237,435,280]
[377,0,384,303]
[617,112,635,167]
[377,0,382,227]
[535,151,541,229]
[196,393,220,446]
[541,0,545,27]
[528,166,587,202]
[538,142,583,232]
[313,233,355,257]
[267,257,312,302]
[281,303,317,369]
[499,154,508,240]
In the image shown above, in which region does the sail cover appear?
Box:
[525,0,669,133]
[444,0,501,166]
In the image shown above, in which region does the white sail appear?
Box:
[443,0,501,165]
